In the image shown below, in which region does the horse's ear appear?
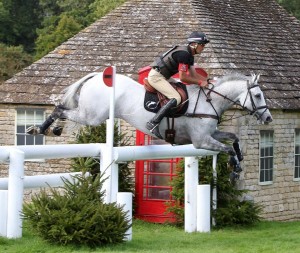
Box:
[254,73,260,83]
[251,73,260,85]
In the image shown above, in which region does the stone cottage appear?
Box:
[0,0,299,221]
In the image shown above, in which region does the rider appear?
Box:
[146,31,210,139]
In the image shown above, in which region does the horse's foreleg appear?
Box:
[211,130,243,161]
[233,140,243,162]
[208,131,243,175]
[192,135,235,155]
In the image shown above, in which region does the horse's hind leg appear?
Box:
[26,105,66,135]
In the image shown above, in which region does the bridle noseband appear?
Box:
[243,84,269,121]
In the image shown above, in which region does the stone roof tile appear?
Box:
[1,0,300,109]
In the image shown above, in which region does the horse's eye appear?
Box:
[255,93,261,99]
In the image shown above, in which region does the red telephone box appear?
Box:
[134,65,207,223]
[135,131,178,223]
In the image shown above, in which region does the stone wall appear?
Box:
[221,109,300,221]
[0,105,76,199]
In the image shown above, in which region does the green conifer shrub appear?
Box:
[166,153,262,228]
[22,172,131,247]
[72,123,134,193]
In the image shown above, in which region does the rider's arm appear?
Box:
[178,64,209,88]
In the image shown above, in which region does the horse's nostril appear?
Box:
[266,116,273,122]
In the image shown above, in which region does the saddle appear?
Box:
[143,78,189,117]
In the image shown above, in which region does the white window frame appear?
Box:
[259,130,274,185]
[294,129,300,181]
[15,108,45,146]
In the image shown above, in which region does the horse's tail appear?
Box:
[62,72,100,108]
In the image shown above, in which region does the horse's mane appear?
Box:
[215,73,248,86]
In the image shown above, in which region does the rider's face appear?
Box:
[195,44,205,54]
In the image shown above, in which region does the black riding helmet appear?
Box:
[187,31,209,44]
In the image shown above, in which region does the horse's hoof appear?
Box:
[52,127,63,136]
[230,171,240,183]
[26,126,40,135]
[234,164,243,173]
[237,153,244,162]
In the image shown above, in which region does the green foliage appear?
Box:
[72,123,134,193]
[22,173,131,247]
[166,153,262,228]
[35,14,82,59]
[90,0,127,20]
[0,0,43,52]
[277,0,300,19]
[0,0,127,62]
[35,0,126,59]
[165,161,184,226]
[0,43,33,82]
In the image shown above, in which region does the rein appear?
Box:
[184,87,221,123]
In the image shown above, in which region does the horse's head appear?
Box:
[241,74,273,124]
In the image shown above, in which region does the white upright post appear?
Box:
[197,184,211,232]
[117,192,132,241]
[184,156,198,233]
[102,66,118,203]
[0,190,8,237]
[6,148,25,238]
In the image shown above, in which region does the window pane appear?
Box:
[35,135,44,145]
[295,129,300,179]
[26,135,34,145]
[259,130,274,183]
[17,125,25,133]
[17,135,25,145]
[16,109,45,146]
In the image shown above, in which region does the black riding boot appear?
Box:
[146,98,177,139]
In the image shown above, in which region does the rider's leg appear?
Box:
[147,69,181,105]
[146,69,181,139]
[146,98,177,139]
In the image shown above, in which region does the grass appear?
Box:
[1,219,300,253]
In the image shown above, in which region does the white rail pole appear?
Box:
[197,184,211,232]
[117,192,132,241]
[0,172,87,190]
[6,148,25,238]
[184,156,199,233]
[0,144,218,163]
[0,190,8,237]
[114,145,218,162]
[0,143,102,161]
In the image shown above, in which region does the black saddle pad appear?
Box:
[143,82,189,118]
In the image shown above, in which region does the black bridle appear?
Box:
[185,80,269,123]
[241,84,269,121]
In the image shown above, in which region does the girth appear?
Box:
[184,113,219,122]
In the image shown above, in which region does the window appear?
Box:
[16,109,45,145]
[259,130,274,184]
[295,129,300,179]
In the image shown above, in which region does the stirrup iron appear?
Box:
[146,122,163,139]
